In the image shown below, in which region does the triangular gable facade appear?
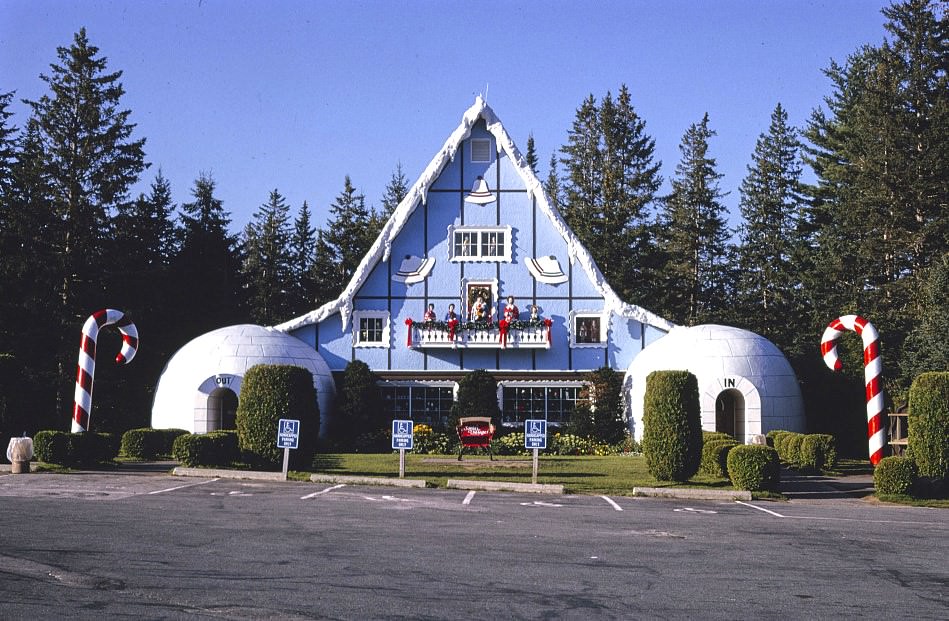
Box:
[275,98,674,427]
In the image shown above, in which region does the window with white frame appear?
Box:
[500,383,584,426]
[470,138,492,163]
[352,310,390,347]
[449,225,512,262]
[569,310,608,348]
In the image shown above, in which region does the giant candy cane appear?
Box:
[820,314,885,465]
[72,309,139,432]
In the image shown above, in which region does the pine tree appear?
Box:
[288,200,317,314]
[735,103,806,350]
[310,229,340,308]
[20,28,147,421]
[544,153,561,211]
[559,86,663,305]
[318,176,374,298]
[173,173,245,336]
[656,114,732,325]
[380,162,408,216]
[0,91,16,198]
[242,188,293,324]
[525,133,539,174]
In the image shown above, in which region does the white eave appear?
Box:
[273,97,675,334]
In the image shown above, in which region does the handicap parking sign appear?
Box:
[524,419,547,449]
[392,419,414,450]
[277,419,300,449]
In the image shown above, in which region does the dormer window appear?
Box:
[448,225,512,262]
[470,139,491,163]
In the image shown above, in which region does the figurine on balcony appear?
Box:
[529,304,540,322]
[445,303,459,341]
[423,303,437,323]
[503,296,519,322]
[444,303,457,322]
[470,296,487,322]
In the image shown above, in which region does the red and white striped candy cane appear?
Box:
[72,309,139,433]
[819,314,885,465]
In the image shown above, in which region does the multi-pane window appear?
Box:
[352,311,389,347]
[379,385,455,426]
[501,385,581,426]
[449,226,512,262]
[570,311,607,348]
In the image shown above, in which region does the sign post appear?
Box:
[391,419,414,478]
[524,419,547,484]
[276,418,300,481]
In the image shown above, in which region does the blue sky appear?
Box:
[2,0,890,232]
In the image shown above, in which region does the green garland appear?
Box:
[415,318,547,333]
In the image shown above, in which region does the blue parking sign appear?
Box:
[392,419,414,450]
[524,419,547,449]
[277,419,300,449]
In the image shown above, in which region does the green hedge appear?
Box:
[784,433,805,466]
[641,371,702,482]
[874,456,918,496]
[120,428,189,459]
[700,438,739,478]
[908,372,949,482]
[727,445,781,491]
[237,364,319,469]
[33,430,117,466]
[172,431,240,467]
[800,434,837,471]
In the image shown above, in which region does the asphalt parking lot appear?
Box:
[0,470,946,619]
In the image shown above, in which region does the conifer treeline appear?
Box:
[1,2,946,452]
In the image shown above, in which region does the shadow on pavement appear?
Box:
[780,468,875,500]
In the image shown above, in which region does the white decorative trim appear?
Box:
[525,255,568,284]
[447,225,512,262]
[569,310,608,348]
[392,256,435,283]
[352,310,390,348]
[273,97,675,334]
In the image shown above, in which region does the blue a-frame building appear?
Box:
[275,97,674,427]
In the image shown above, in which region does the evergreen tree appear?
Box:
[19,29,148,421]
[242,188,293,324]
[735,103,806,350]
[380,162,408,216]
[559,86,663,305]
[544,153,561,211]
[525,133,539,174]
[310,229,341,308]
[656,114,732,325]
[315,176,374,301]
[901,252,949,383]
[0,91,16,198]
[288,200,317,314]
[172,173,245,336]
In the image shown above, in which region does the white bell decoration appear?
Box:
[465,176,495,205]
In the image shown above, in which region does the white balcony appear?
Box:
[408,322,551,349]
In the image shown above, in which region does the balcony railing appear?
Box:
[406,319,551,349]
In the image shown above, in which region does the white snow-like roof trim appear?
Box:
[273,97,675,333]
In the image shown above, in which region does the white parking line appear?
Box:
[147,478,220,495]
[600,495,623,511]
[736,501,786,517]
[301,484,346,499]
[462,491,476,505]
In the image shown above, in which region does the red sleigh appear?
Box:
[456,416,496,461]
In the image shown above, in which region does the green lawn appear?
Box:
[309,453,732,495]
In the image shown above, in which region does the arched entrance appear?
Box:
[715,389,745,438]
[207,387,238,431]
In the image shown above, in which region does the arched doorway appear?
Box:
[715,389,745,439]
[207,387,238,431]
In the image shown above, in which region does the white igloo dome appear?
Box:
[624,324,804,443]
[151,325,335,436]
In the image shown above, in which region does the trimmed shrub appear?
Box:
[452,369,501,431]
[120,428,187,459]
[700,439,739,477]
[334,360,383,443]
[908,372,949,482]
[772,431,792,459]
[237,364,319,469]
[800,434,838,471]
[783,433,805,466]
[727,445,781,491]
[32,431,116,466]
[765,430,786,447]
[641,371,702,482]
[205,431,240,466]
[874,456,918,496]
[172,434,211,467]
[704,431,733,443]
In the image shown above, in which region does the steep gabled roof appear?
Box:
[274,97,675,333]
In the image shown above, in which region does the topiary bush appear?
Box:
[783,433,806,466]
[334,360,383,444]
[172,433,211,467]
[236,364,320,469]
[32,431,117,466]
[121,428,187,459]
[765,429,786,448]
[700,438,739,478]
[908,372,949,482]
[641,370,702,482]
[799,434,838,471]
[33,430,69,464]
[727,445,781,491]
[874,456,918,496]
[704,431,733,444]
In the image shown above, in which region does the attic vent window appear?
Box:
[471,139,491,163]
